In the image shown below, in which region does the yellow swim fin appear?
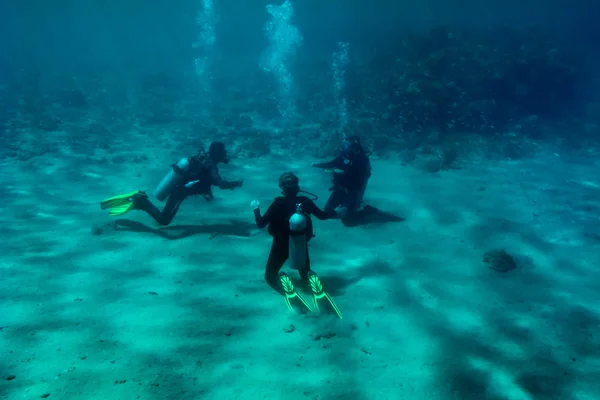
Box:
[279,272,314,314]
[308,272,342,319]
[107,202,136,217]
[100,190,145,217]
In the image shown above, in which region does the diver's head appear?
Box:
[208,141,229,164]
[278,172,300,197]
[340,135,363,159]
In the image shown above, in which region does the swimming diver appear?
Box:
[250,172,343,318]
[100,141,243,225]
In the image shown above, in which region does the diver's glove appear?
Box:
[250,200,260,210]
[185,180,200,189]
[334,206,348,219]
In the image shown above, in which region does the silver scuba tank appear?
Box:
[289,204,308,270]
[153,157,191,201]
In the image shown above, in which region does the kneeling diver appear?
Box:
[312,136,371,218]
[100,141,243,225]
[250,172,343,319]
[313,136,404,226]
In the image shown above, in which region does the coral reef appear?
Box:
[364,26,582,130]
[0,25,591,163]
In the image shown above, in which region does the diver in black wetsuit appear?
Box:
[312,136,405,227]
[312,136,371,219]
[251,172,339,293]
[100,141,243,225]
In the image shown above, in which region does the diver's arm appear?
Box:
[218,179,243,190]
[254,202,276,228]
[211,167,243,190]
[312,156,343,169]
[306,200,336,220]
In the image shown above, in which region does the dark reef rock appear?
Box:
[483,249,517,273]
[355,25,585,137]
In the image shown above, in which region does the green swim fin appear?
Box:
[100,190,145,217]
[279,272,314,314]
[308,272,342,319]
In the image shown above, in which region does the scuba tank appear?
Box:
[288,203,308,270]
[153,157,192,201]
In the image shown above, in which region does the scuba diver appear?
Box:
[250,172,343,319]
[100,141,243,225]
[313,135,405,227]
[312,135,372,218]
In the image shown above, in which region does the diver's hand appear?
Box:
[334,206,348,218]
[337,207,349,218]
[250,200,260,210]
[311,162,317,167]
[185,180,200,188]
[233,180,244,188]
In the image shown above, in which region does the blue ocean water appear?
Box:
[1,1,600,399]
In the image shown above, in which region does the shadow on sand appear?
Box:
[113,219,258,240]
[342,205,406,227]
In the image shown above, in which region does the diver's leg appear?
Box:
[324,188,344,213]
[157,186,190,225]
[357,177,369,208]
[345,190,361,214]
[265,239,288,293]
[137,186,189,226]
[298,248,311,282]
[341,190,362,225]
[133,195,163,221]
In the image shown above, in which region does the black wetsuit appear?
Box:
[137,157,241,226]
[314,152,371,214]
[254,196,334,292]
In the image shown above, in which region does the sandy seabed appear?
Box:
[2,139,600,400]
